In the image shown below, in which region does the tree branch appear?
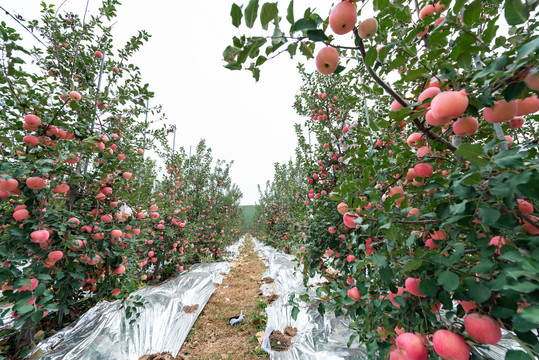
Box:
[353,30,457,152]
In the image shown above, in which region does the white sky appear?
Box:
[1,0,369,205]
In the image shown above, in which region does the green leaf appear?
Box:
[379,266,394,284]
[418,278,438,297]
[306,29,328,42]
[437,270,459,291]
[231,4,243,28]
[461,172,482,185]
[455,143,489,168]
[503,82,525,101]
[299,42,313,59]
[517,37,539,61]
[13,278,31,290]
[245,0,260,28]
[286,0,294,25]
[287,43,297,57]
[505,350,532,360]
[260,3,278,30]
[478,208,500,227]
[250,66,260,81]
[463,0,482,25]
[403,259,423,272]
[482,18,499,44]
[372,254,387,267]
[334,65,345,74]
[468,283,491,304]
[318,302,326,316]
[223,46,241,63]
[31,310,45,323]
[453,0,466,15]
[291,306,300,320]
[519,305,539,325]
[292,18,318,32]
[347,334,358,348]
[504,0,528,26]
[365,46,378,68]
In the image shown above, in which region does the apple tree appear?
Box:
[225,0,539,359]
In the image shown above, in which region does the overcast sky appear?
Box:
[1,0,370,205]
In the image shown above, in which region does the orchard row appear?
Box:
[232,0,538,359]
[0,3,243,355]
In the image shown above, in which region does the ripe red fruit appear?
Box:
[517,199,533,214]
[405,277,424,297]
[31,230,50,243]
[432,330,470,360]
[430,90,468,121]
[524,70,539,90]
[464,313,501,345]
[395,332,428,360]
[69,91,82,101]
[337,202,349,215]
[26,177,46,190]
[329,1,357,35]
[453,116,478,136]
[347,286,361,301]
[358,18,378,39]
[482,100,518,123]
[48,251,64,262]
[53,184,70,193]
[95,51,103,59]
[123,172,132,180]
[515,95,539,116]
[413,163,433,178]
[419,5,435,19]
[407,133,424,147]
[418,87,440,108]
[343,212,358,228]
[23,135,40,146]
[434,2,447,13]
[316,47,339,75]
[111,229,122,238]
[24,115,41,127]
[13,209,30,221]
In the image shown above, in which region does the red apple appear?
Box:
[464,313,501,345]
[432,330,470,360]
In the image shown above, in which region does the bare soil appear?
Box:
[178,235,269,360]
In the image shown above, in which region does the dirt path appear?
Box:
[178,235,269,360]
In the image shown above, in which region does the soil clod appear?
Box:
[138,352,179,360]
[183,305,199,314]
[263,294,279,305]
[269,330,292,352]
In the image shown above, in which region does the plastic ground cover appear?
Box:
[252,238,367,360]
[27,237,245,359]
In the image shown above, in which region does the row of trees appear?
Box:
[0,2,242,357]
[229,0,538,359]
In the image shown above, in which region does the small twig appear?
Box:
[69,0,91,80]
[0,5,46,46]
[354,30,457,152]
[362,216,443,225]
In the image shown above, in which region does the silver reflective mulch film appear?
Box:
[27,237,245,359]
[252,238,368,360]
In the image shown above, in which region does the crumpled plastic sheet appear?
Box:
[252,238,368,360]
[27,236,245,360]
